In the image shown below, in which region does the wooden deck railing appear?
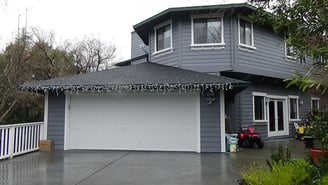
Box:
[0,122,44,160]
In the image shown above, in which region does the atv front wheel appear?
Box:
[258,140,264,148]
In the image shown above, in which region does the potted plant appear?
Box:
[307,111,328,163]
[303,129,315,148]
[303,112,315,148]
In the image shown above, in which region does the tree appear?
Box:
[0,29,119,124]
[0,29,76,124]
[67,36,117,74]
[249,0,328,93]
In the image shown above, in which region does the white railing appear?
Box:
[0,122,44,160]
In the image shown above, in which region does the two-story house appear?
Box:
[20,3,321,153]
[127,3,322,139]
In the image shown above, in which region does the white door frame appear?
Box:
[266,95,289,137]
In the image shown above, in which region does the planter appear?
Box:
[304,136,314,148]
[310,148,328,164]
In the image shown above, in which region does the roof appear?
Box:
[19,62,248,93]
[134,3,256,45]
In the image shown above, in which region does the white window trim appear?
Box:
[288,95,300,121]
[190,14,225,49]
[252,92,267,122]
[238,15,256,50]
[311,97,320,110]
[285,42,297,61]
[153,19,173,55]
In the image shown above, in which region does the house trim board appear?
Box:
[220,89,226,152]
[64,94,71,150]
[196,94,201,153]
[43,91,49,140]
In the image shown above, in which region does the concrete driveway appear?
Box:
[0,151,240,185]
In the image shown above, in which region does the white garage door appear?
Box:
[67,93,199,152]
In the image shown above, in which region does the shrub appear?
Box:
[320,176,328,185]
[242,159,311,185]
[310,155,328,185]
[307,111,328,148]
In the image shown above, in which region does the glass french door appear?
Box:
[268,99,288,136]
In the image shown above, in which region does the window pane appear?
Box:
[156,24,171,51]
[254,96,265,120]
[290,99,297,119]
[193,18,221,44]
[163,25,171,49]
[194,19,207,44]
[312,100,319,110]
[239,19,252,46]
[207,18,221,43]
[239,20,245,44]
[245,21,251,45]
[287,46,295,57]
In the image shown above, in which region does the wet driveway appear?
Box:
[0,151,240,185]
[0,139,309,185]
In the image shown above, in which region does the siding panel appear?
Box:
[131,32,148,58]
[200,94,221,152]
[236,23,309,79]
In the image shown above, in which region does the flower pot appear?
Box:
[310,148,328,164]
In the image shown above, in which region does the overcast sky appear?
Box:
[0,0,244,60]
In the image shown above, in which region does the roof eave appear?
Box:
[133,3,256,44]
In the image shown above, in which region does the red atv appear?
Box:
[238,127,264,148]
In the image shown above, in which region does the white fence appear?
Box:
[0,122,44,160]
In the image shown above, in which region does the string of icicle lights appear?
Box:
[19,83,233,95]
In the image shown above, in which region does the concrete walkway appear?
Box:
[0,139,309,185]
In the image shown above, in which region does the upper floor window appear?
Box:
[311,97,320,110]
[288,96,299,120]
[154,20,172,53]
[238,17,255,49]
[191,15,224,46]
[285,43,296,60]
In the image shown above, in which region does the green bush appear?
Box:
[320,176,328,185]
[242,159,311,185]
[310,156,328,185]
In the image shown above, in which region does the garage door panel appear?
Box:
[68,93,199,151]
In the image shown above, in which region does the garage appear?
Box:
[66,92,200,152]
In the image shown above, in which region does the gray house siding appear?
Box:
[145,13,310,79]
[47,93,65,150]
[200,94,221,152]
[149,16,233,74]
[234,18,309,79]
[131,32,148,58]
[149,17,180,67]
[226,84,312,139]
